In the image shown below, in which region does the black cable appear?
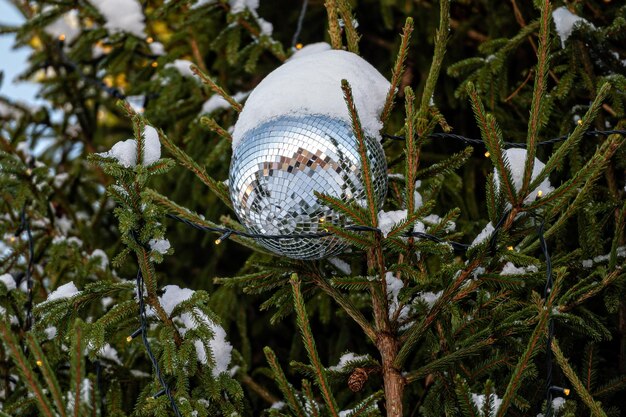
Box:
[165,213,469,252]
[382,130,626,148]
[135,267,182,417]
[291,0,309,47]
[536,215,557,417]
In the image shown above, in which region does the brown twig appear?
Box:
[505,69,534,102]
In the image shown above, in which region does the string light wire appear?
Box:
[535,215,569,416]
[165,213,471,252]
[135,266,182,417]
[291,0,309,48]
[382,130,626,148]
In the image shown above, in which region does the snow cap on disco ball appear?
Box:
[229,44,390,259]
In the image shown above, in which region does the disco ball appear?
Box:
[229,114,387,260]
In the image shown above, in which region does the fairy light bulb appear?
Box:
[58,34,66,41]
[484,151,490,158]
[215,230,232,245]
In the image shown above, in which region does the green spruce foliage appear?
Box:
[1,0,626,416]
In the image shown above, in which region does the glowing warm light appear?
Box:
[58,34,66,41]
[36,360,43,367]
[126,335,133,342]
[507,246,514,251]
[537,190,543,197]
[9,236,16,243]
[147,36,154,43]
[151,61,158,68]
[215,238,222,245]
[484,151,490,158]
[564,388,571,396]
[296,43,303,50]
[577,119,583,125]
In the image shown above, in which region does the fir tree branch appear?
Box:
[314,191,369,225]
[496,292,552,417]
[395,259,482,368]
[135,246,182,347]
[454,375,481,417]
[324,0,343,50]
[528,83,612,193]
[301,379,321,417]
[341,80,378,225]
[419,0,449,115]
[0,320,56,417]
[524,133,625,249]
[200,116,232,142]
[520,0,551,197]
[344,390,384,416]
[290,274,340,417]
[405,338,495,384]
[156,128,232,209]
[240,373,280,405]
[312,273,377,342]
[264,347,306,416]
[26,334,67,417]
[609,200,626,270]
[190,65,243,112]
[552,339,609,417]
[404,86,418,215]
[335,0,360,54]
[70,321,85,417]
[146,189,266,253]
[558,270,620,313]
[381,18,414,127]
[467,83,517,204]
[525,145,616,210]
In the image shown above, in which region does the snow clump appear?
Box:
[471,392,503,417]
[232,49,390,149]
[493,148,553,204]
[0,274,16,291]
[552,7,595,48]
[165,59,196,78]
[47,282,80,301]
[89,0,146,38]
[386,272,410,320]
[97,126,160,167]
[471,222,495,248]
[201,91,249,115]
[501,262,538,275]
[158,285,232,377]
[149,238,171,254]
[328,352,369,371]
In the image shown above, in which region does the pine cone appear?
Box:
[348,367,369,392]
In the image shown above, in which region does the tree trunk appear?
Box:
[378,332,405,417]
